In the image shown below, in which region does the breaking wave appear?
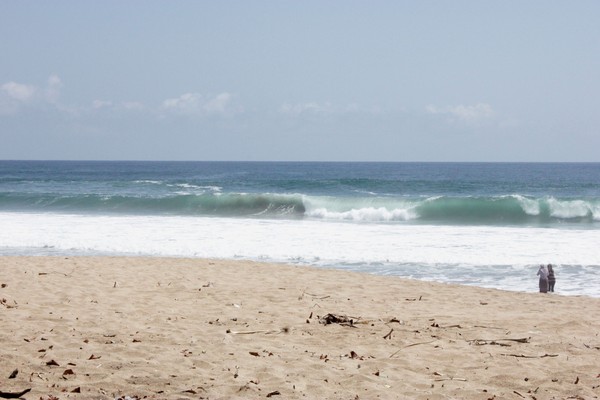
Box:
[305,194,599,225]
[0,192,598,224]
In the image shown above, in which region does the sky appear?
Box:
[1,1,599,162]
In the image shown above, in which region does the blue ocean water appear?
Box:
[1,161,599,296]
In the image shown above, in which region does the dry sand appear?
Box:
[1,256,599,399]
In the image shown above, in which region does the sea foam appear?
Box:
[1,211,598,297]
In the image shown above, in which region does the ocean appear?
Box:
[1,161,599,297]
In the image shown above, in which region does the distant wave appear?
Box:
[0,192,598,224]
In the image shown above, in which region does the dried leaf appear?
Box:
[88,354,101,360]
[71,387,81,393]
[46,360,60,366]
[8,369,18,379]
[0,388,32,398]
[319,313,356,326]
[249,351,260,357]
[63,369,75,376]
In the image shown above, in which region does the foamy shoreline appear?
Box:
[1,256,599,399]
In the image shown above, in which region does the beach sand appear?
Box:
[1,257,598,399]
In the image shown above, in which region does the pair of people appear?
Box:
[537,264,556,293]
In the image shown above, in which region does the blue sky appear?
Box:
[1,1,599,161]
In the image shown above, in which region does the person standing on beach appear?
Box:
[537,264,549,293]
[547,264,556,292]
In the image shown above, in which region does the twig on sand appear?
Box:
[298,290,330,300]
[500,353,558,358]
[435,377,468,382]
[38,267,76,277]
[432,372,467,381]
[226,327,290,335]
[470,340,511,347]
[468,337,530,345]
[383,328,394,340]
[474,325,509,332]
[389,340,437,358]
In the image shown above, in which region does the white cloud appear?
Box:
[92,100,113,109]
[45,75,63,103]
[427,103,495,123]
[0,75,65,114]
[0,81,39,114]
[278,101,373,116]
[0,77,235,119]
[122,101,144,110]
[280,102,327,115]
[279,101,383,117]
[90,100,147,113]
[162,92,237,116]
[1,81,37,102]
[162,92,198,111]
[204,92,232,114]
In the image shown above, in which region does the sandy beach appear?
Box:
[1,257,598,399]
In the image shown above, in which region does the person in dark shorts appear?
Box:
[547,264,556,292]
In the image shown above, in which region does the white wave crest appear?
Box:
[547,198,592,219]
[592,204,600,221]
[306,207,418,222]
[512,194,540,216]
[171,183,222,191]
